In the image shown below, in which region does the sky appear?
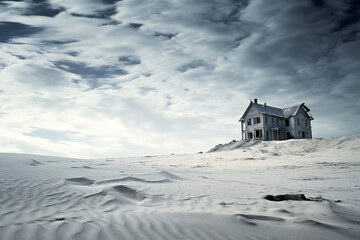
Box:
[0,0,359,158]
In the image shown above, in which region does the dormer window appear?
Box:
[247,119,252,125]
[254,117,261,124]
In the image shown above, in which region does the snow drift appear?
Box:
[0,135,359,239]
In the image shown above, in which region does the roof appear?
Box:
[282,105,300,118]
[253,103,284,118]
[239,101,313,121]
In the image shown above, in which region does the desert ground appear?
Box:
[0,135,359,239]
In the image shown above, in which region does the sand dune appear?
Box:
[0,135,359,239]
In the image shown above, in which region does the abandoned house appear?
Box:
[239,99,314,140]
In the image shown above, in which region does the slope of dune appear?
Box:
[0,135,359,239]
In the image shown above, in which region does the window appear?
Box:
[297,119,300,126]
[277,118,279,125]
[265,116,267,124]
[305,119,308,127]
[266,131,269,139]
[285,119,289,126]
[248,132,253,139]
[254,117,261,124]
[271,118,274,124]
[255,129,262,139]
[247,119,252,125]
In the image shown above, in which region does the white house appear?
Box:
[239,99,314,140]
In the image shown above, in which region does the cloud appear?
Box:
[118,56,141,65]
[23,1,65,17]
[53,60,128,89]
[0,0,359,158]
[0,21,44,43]
[154,32,177,40]
[1,62,79,90]
[24,128,78,142]
[70,7,117,19]
[128,23,143,30]
[334,0,360,31]
[176,60,214,73]
[51,0,113,16]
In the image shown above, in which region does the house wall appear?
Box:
[291,107,312,139]
[286,117,296,138]
[263,115,286,140]
[243,106,264,140]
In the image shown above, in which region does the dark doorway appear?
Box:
[287,132,291,139]
[255,129,262,139]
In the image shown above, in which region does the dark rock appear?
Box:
[264,194,310,201]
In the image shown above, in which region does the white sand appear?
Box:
[0,135,359,239]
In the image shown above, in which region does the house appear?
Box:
[239,99,314,140]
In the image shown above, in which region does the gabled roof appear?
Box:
[239,101,255,121]
[283,103,313,120]
[239,101,313,121]
[282,105,300,118]
[253,103,284,118]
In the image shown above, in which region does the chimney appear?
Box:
[254,98,258,104]
[264,102,266,108]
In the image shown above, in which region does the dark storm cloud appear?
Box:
[203,0,249,24]
[54,60,127,88]
[310,0,325,7]
[335,0,360,31]
[23,1,65,17]
[0,21,43,43]
[128,23,143,30]
[154,32,177,40]
[177,60,213,73]
[118,56,141,65]
[70,7,117,19]
[54,61,127,78]
[235,0,360,100]
[101,0,122,4]
[100,20,121,26]
[13,55,27,60]
[66,51,79,57]
[42,40,78,45]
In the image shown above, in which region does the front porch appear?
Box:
[269,128,286,140]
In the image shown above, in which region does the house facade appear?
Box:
[239,99,314,140]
